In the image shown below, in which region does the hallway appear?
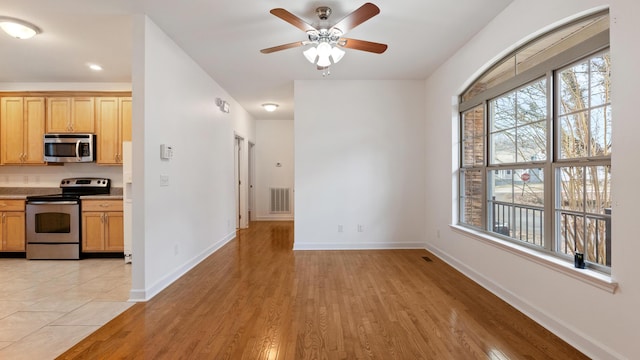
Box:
[60,221,586,359]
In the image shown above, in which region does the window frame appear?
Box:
[457,12,611,274]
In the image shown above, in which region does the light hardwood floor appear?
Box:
[59,221,587,359]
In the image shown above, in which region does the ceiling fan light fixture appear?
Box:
[330,47,345,63]
[262,103,279,112]
[0,17,40,39]
[303,47,318,63]
[317,55,331,67]
[316,42,332,58]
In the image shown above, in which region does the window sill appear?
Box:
[449,224,618,294]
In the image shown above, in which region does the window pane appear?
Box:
[491,92,516,131]
[462,106,484,166]
[590,106,611,157]
[559,112,589,159]
[557,165,611,265]
[489,169,544,246]
[559,61,589,115]
[517,121,547,162]
[559,166,584,212]
[490,129,516,164]
[517,79,547,125]
[516,15,609,74]
[585,216,609,265]
[461,13,609,104]
[585,166,611,215]
[462,57,516,102]
[461,169,483,227]
[558,212,584,256]
[590,53,611,107]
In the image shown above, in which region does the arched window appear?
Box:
[458,11,611,272]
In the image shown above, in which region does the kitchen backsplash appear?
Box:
[0,163,123,187]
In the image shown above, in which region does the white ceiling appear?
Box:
[0,0,513,120]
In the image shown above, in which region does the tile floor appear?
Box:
[0,258,132,359]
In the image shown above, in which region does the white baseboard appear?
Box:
[255,216,294,221]
[294,242,426,250]
[128,230,236,302]
[425,243,623,360]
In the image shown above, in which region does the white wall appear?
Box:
[294,80,426,249]
[424,0,639,358]
[129,15,254,301]
[255,119,294,220]
[0,164,123,188]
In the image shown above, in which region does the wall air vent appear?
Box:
[270,187,291,213]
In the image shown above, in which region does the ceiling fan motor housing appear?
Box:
[316,7,331,20]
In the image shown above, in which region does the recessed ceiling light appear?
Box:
[0,16,40,39]
[262,103,279,112]
[88,64,103,71]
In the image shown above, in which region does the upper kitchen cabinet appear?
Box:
[46,97,95,133]
[95,97,132,164]
[1,97,46,165]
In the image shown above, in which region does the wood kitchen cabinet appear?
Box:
[0,200,26,252]
[46,97,95,133]
[1,97,46,165]
[95,97,132,164]
[82,199,123,252]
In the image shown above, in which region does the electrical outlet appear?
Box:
[357,224,364,232]
[437,229,441,239]
[174,244,179,255]
[338,225,343,233]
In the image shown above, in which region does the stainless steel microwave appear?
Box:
[43,134,95,162]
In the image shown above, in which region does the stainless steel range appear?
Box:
[26,178,111,260]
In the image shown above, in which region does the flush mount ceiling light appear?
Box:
[260,4,387,74]
[0,16,41,39]
[262,103,279,112]
[88,63,103,71]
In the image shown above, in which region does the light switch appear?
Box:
[160,175,169,187]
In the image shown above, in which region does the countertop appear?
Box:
[81,195,123,200]
[0,187,123,200]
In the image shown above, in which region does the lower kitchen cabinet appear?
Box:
[82,199,123,252]
[0,200,26,252]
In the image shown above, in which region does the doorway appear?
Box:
[234,135,251,229]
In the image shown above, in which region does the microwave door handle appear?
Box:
[76,140,81,161]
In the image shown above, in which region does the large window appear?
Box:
[458,12,611,272]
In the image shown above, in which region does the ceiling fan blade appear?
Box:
[340,38,387,54]
[270,8,317,32]
[260,41,305,54]
[330,3,380,34]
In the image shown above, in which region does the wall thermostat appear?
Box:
[160,144,173,160]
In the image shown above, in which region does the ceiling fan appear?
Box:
[260,3,388,72]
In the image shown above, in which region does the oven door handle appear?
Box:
[76,140,81,161]
[27,201,79,205]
